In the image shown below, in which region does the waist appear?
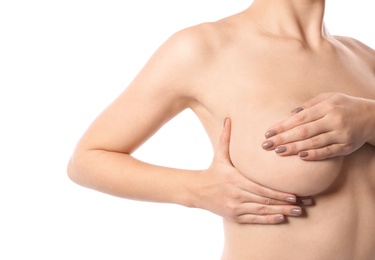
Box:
[222,192,373,260]
[221,150,375,260]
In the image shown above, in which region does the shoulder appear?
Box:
[131,20,236,102]
[156,20,236,68]
[334,35,375,68]
[141,19,236,92]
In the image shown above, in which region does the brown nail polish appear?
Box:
[262,141,274,149]
[299,151,309,158]
[275,215,285,223]
[291,107,304,113]
[285,196,296,203]
[291,208,302,216]
[265,129,277,138]
[300,197,313,206]
[275,146,287,154]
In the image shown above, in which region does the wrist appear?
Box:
[177,170,203,209]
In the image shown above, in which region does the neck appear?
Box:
[246,0,330,47]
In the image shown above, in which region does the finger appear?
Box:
[235,214,286,224]
[265,93,335,138]
[236,203,303,217]
[264,107,325,140]
[239,178,297,203]
[237,189,294,205]
[215,118,233,165]
[290,93,335,115]
[298,92,335,110]
[297,196,314,206]
[269,120,331,151]
[233,200,311,224]
[298,143,348,161]
[238,189,313,207]
[273,131,337,156]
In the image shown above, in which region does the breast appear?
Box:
[229,104,344,196]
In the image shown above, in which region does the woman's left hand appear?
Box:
[261,92,375,161]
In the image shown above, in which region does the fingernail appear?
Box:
[285,196,296,203]
[291,208,302,216]
[291,107,304,113]
[262,140,274,149]
[275,146,287,154]
[300,197,313,206]
[299,151,309,158]
[265,129,277,138]
[275,215,285,224]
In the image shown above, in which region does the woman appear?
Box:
[68,0,375,259]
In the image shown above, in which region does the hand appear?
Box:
[262,93,375,161]
[193,118,310,224]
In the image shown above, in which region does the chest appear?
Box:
[197,46,375,128]
[192,48,375,195]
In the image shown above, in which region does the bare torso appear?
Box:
[188,12,375,260]
[67,3,375,258]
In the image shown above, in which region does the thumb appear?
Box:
[214,118,233,165]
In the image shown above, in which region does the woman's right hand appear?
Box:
[192,118,309,224]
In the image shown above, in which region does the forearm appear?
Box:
[67,149,200,207]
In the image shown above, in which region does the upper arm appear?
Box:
[75,26,214,154]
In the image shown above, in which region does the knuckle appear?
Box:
[286,142,297,153]
[230,190,242,201]
[272,124,284,133]
[255,185,266,197]
[225,201,239,215]
[257,205,269,215]
[325,102,336,113]
[273,135,285,147]
[293,112,306,124]
[275,193,285,202]
[281,207,289,215]
[323,146,334,158]
[263,197,275,205]
[255,186,279,202]
[297,126,309,139]
[243,215,258,224]
[310,135,323,147]
[325,145,333,156]
[247,215,257,224]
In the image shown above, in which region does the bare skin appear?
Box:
[68,0,375,259]
[263,92,375,160]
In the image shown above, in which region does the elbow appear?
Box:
[67,151,87,186]
[67,148,104,188]
[67,155,79,184]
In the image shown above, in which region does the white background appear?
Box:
[0,1,374,259]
